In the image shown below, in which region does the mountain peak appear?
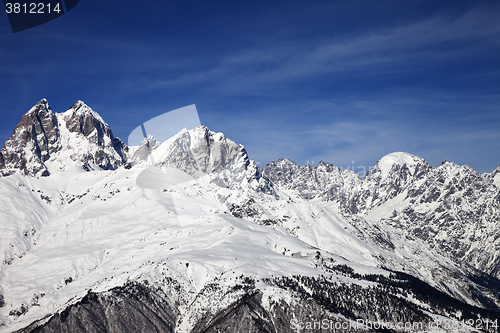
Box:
[376,152,429,179]
[62,101,113,141]
[0,99,59,177]
[65,100,108,127]
[267,158,299,168]
[34,98,49,105]
[0,100,127,177]
[379,151,420,166]
[35,98,49,105]
[26,98,51,116]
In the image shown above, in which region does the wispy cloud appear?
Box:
[125,6,500,96]
[206,90,500,173]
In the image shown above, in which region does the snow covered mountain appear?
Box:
[264,152,500,280]
[1,100,500,333]
[0,100,127,178]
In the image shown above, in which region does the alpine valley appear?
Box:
[0,99,499,333]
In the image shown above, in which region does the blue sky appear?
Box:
[0,0,499,173]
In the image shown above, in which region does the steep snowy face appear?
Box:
[129,135,159,162]
[494,168,500,188]
[63,101,112,144]
[54,101,128,172]
[485,166,500,188]
[263,160,361,200]
[347,152,433,214]
[154,127,247,173]
[0,99,60,177]
[0,100,128,177]
[372,152,428,180]
[363,152,431,191]
[391,161,500,277]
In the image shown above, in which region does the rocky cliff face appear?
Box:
[0,99,128,177]
[14,273,500,333]
[0,99,60,177]
[62,101,128,171]
[15,283,178,333]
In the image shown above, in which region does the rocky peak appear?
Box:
[263,158,300,187]
[270,158,299,167]
[317,160,336,169]
[147,126,250,178]
[334,152,433,213]
[0,99,60,177]
[130,135,159,162]
[0,99,127,177]
[366,152,431,181]
[132,125,274,193]
[57,101,127,171]
[264,152,435,214]
[63,101,113,146]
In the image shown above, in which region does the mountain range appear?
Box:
[0,99,499,332]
